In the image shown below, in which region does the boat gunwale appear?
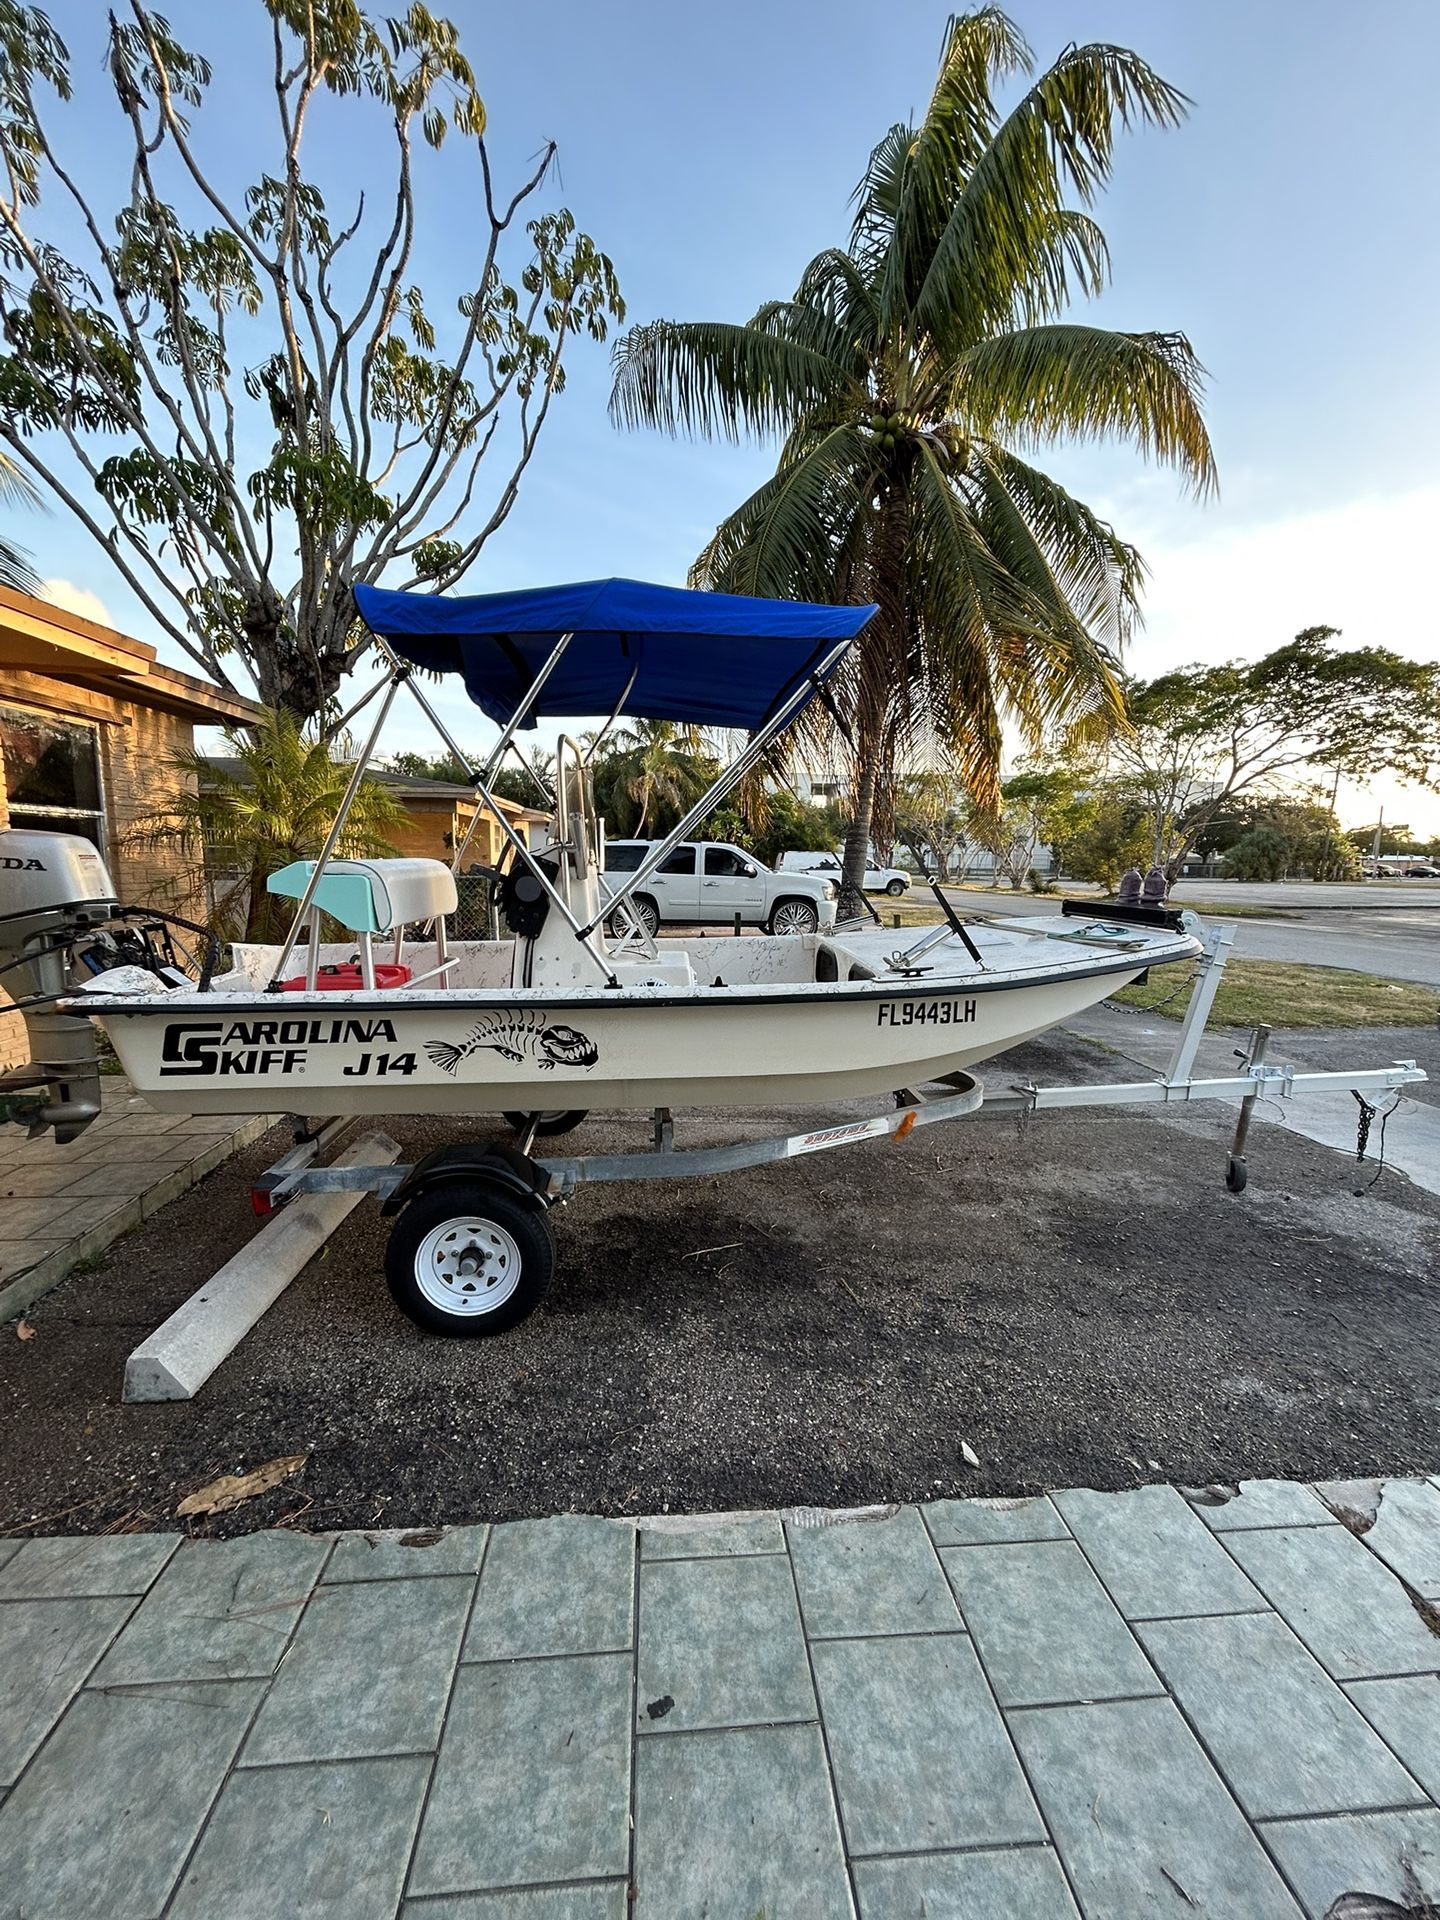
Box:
[70,934,1201,1018]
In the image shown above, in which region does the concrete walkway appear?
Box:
[0,1078,275,1323]
[2,1478,1438,1918]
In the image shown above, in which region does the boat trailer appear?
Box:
[120,918,1427,1401]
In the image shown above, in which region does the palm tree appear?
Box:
[0,450,44,595]
[136,707,405,943]
[610,8,1215,894]
[604,719,710,836]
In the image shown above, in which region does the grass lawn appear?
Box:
[1112,958,1437,1029]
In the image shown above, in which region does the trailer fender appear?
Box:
[380,1142,551,1218]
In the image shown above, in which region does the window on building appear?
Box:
[1,707,106,849]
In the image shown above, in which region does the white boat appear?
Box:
[84,915,1197,1117]
[7,575,1200,1129]
[1,576,1205,1336]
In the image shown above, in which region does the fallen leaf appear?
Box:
[15,1319,35,1341]
[961,1441,980,1468]
[177,1454,307,1518]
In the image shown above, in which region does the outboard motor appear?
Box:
[0,828,117,1141]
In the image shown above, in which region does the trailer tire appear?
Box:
[1224,1153,1248,1194]
[503,1110,588,1137]
[385,1181,554,1336]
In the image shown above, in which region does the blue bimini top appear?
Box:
[352,576,877,732]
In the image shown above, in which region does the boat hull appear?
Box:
[90,961,1153,1116]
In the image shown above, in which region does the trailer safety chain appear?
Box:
[1351,1088,1401,1192]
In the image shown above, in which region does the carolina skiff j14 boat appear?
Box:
[1,576,1201,1133]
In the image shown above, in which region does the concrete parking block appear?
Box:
[1354,1478,1440,1599]
[93,1531,329,1684]
[853,1847,1079,1919]
[787,1506,960,1638]
[242,1574,472,1765]
[924,1493,1070,1546]
[639,1511,785,1558]
[1137,1613,1426,1818]
[403,1892,626,1919]
[1345,1674,1440,1802]
[1011,1696,1301,1918]
[0,1596,132,1785]
[323,1524,489,1583]
[1225,1523,1440,1680]
[943,1540,1161,1707]
[632,1722,851,1919]
[636,1552,813,1732]
[1051,1484,1266,1619]
[0,1678,262,1920]
[0,1531,178,1599]
[812,1632,1042,1856]
[1187,1479,1336,1532]
[409,1652,631,1896]
[464,1516,633,1661]
[1261,1807,1440,1919]
[169,1754,430,1919]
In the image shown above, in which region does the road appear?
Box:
[940,886,1440,986]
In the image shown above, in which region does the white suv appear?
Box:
[777,850,911,896]
[602,841,837,936]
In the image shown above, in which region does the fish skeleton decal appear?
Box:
[425,1013,599,1077]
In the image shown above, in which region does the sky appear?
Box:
[14,0,1440,834]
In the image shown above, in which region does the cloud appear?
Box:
[42,578,115,629]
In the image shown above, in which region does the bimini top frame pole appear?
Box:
[580,635,857,941]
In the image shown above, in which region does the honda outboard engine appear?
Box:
[0,828,117,1141]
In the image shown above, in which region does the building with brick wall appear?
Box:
[0,588,264,1070]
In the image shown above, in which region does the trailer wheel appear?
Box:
[503,1110,588,1137]
[385,1182,554,1335]
[1224,1153,1248,1194]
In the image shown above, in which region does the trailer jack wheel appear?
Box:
[385,1180,555,1335]
[1224,1153,1248,1194]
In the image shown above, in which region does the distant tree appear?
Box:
[611,9,1214,903]
[1061,786,1151,891]
[894,768,971,878]
[0,2,622,718]
[1345,822,1426,858]
[1223,824,1289,883]
[136,706,404,941]
[591,723,716,838]
[386,749,472,785]
[1105,628,1440,877]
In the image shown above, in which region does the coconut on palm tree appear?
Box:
[610,8,1215,895]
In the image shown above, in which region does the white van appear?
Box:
[777,850,910,896]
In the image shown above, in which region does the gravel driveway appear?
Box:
[1,1026,1437,1539]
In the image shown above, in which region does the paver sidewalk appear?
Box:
[0,1078,275,1322]
[2,1478,1439,1918]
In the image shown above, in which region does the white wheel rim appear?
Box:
[773,902,813,934]
[414,1216,523,1316]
